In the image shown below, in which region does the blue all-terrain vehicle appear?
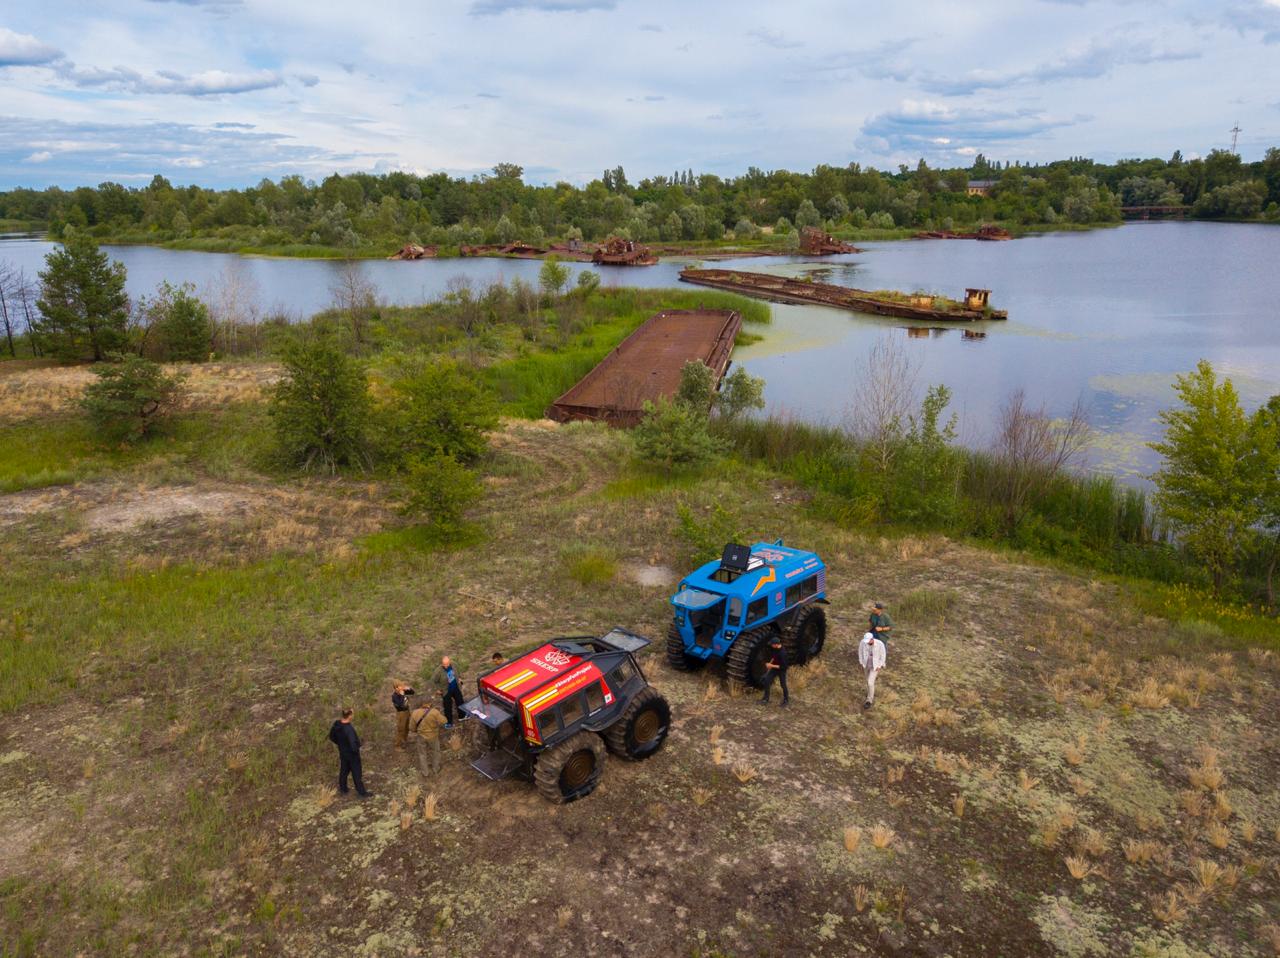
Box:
[666,541,828,686]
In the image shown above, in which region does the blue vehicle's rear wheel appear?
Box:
[665,622,705,671]
[785,606,827,666]
[726,627,775,688]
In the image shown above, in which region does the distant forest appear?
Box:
[2,148,1278,254]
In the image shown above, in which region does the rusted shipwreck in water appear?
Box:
[679,268,1007,322]
[388,243,438,260]
[547,309,741,426]
[798,227,860,255]
[913,224,1012,241]
[591,237,658,266]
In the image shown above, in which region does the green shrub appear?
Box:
[375,357,498,468]
[561,545,617,586]
[269,337,370,473]
[675,501,743,565]
[78,355,185,444]
[399,451,482,538]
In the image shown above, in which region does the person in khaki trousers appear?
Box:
[392,681,416,749]
[409,701,448,777]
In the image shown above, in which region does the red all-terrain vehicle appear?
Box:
[460,629,671,803]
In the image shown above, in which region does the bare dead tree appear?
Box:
[16,270,41,357]
[0,262,16,357]
[206,264,261,357]
[330,258,378,346]
[845,334,920,478]
[991,389,1092,535]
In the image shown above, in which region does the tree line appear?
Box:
[2,148,1277,256]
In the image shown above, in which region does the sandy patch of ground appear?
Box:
[0,361,280,419]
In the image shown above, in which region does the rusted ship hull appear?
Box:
[547,309,741,427]
[678,268,1007,322]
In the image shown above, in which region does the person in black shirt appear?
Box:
[391,681,416,749]
[328,708,370,798]
[760,637,790,707]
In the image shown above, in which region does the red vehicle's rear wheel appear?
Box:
[605,687,671,760]
[535,731,607,804]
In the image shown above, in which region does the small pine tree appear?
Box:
[633,398,726,469]
[78,355,185,443]
[37,232,130,361]
[156,284,213,361]
[269,337,371,473]
[375,358,498,468]
[715,367,765,422]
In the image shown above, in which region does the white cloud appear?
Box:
[25,151,53,163]
[0,27,62,66]
[55,64,284,96]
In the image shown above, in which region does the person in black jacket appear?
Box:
[328,708,370,798]
[391,681,416,749]
[760,637,790,707]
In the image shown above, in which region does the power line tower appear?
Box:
[1230,123,1242,155]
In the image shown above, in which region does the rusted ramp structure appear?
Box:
[547,309,741,427]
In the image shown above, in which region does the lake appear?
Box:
[4,222,1279,482]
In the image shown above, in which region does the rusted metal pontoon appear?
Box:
[591,237,658,266]
[798,227,860,255]
[679,268,1007,322]
[547,309,742,427]
[459,241,547,258]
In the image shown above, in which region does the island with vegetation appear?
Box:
[2,148,1278,260]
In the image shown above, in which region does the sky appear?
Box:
[1,0,1278,190]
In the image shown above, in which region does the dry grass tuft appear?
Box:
[732,763,757,784]
[1054,803,1079,831]
[852,884,871,913]
[1065,856,1093,880]
[1179,789,1207,818]
[691,787,713,807]
[400,811,413,831]
[1259,923,1280,955]
[1079,689,1107,709]
[843,826,863,853]
[1204,821,1230,850]
[1151,890,1187,924]
[1069,775,1095,798]
[1063,743,1085,766]
[1018,769,1040,792]
[423,793,438,820]
[870,824,896,850]
[404,785,421,809]
[1131,677,1170,709]
[703,683,720,702]
[933,752,958,775]
[1240,820,1257,844]
[711,745,726,766]
[1219,864,1240,890]
[953,795,966,819]
[1191,858,1221,891]
[1188,751,1224,791]
[1123,838,1162,864]
[885,764,905,785]
[708,724,724,745]
[1073,828,1107,858]
[1211,790,1232,821]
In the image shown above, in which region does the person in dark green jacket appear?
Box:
[869,602,893,645]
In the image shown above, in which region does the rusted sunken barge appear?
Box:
[547,309,741,426]
[679,268,1007,322]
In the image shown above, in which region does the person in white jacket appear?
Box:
[858,632,887,709]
